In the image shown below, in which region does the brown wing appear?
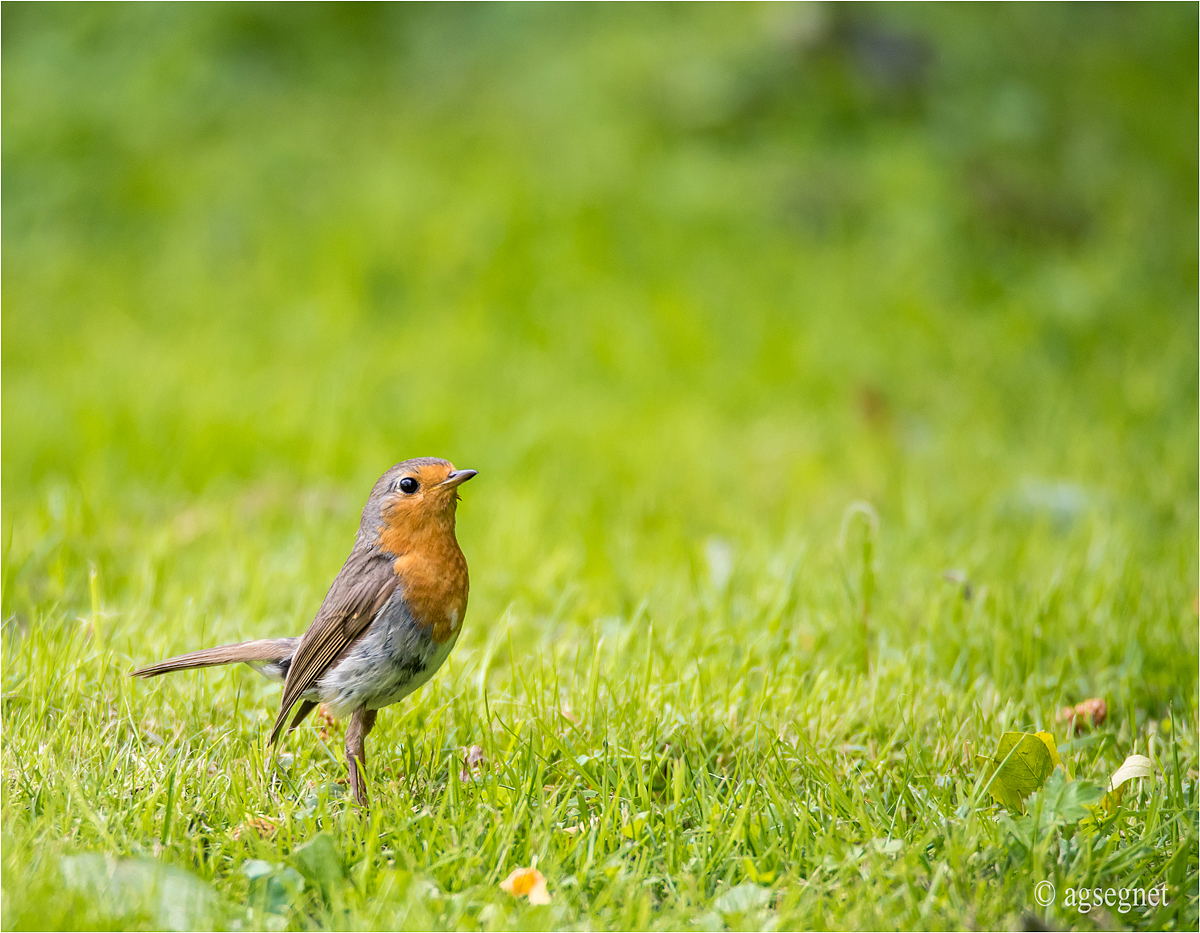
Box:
[269,551,398,744]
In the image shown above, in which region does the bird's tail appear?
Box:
[133,637,300,680]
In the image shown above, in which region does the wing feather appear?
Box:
[269,552,398,744]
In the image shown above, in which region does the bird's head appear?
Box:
[363,457,477,553]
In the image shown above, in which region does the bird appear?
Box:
[133,457,476,807]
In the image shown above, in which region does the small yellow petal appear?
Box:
[527,876,551,905]
[500,866,551,903]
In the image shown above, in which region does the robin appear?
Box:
[133,457,476,807]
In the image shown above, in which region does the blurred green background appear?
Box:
[2,3,1197,928]
[4,2,1196,687]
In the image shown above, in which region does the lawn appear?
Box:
[2,4,1197,930]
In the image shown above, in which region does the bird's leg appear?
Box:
[345,707,377,807]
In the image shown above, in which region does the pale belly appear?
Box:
[315,594,460,718]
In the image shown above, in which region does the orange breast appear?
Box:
[376,492,470,644]
[392,546,469,643]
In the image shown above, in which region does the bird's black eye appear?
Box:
[398,477,419,495]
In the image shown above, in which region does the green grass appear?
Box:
[2,4,1197,930]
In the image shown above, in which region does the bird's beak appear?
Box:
[441,469,478,488]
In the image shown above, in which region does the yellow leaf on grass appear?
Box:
[1035,731,1063,770]
[1108,754,1154,791]
[977,732,1057,813]
[500,865,551,905]
[1101,754,1155,814]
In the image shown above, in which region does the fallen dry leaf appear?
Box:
[500,864,551,905]
[1058,698,1107,735]
[561,815,600,836]
[460,745,486,782]
[317,704,341,741]
[232,816,278,840]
